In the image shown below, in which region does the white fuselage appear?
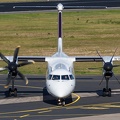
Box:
[46,53,76,99]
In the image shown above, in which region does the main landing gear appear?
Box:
[8,88,17,97]
[102,77,111,97]
[8,79,17,97]
[57,98,65,106]
[103,88,111,97]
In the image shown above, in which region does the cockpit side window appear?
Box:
[69,75,74,80]
[62,75,69,80]
[52,75,60,80]
[48,74,52,80]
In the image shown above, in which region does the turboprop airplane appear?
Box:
[0,3,120,105]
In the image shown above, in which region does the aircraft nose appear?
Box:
[47,81,75,98]
[54,88,68,98]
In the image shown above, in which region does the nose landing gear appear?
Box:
[8,79,17,97]
[58,98,65,106]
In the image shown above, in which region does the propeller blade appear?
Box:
[99,75,105,85]
[110,48,117,63]
[17,70,28,85]
[17,60,35,67]
[13,46,20,63]
[96,50,105,63]
[113,73,120,84]
[0,52,10,64]
[4,73,12,88]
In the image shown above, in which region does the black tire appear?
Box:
[8,88,12,97]
[14,88,17,97]
[103,88,106,97]
[108,88,111,97]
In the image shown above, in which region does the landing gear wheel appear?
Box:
[102,88,111,97]
[14,88,17,97]
[8,88,12,97]
[108,88,111,97]
[8,88,17,97]
[103,88,106,97]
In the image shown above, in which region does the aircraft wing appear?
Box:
[18,56,103,62]
[74,56,120,62]
[75,56,102,62]
[1,56,120,63]
[0,56,46,62]
[18,56,46,62]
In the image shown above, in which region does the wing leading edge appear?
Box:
[18,56,46,62]
[74,56,120,62]
[17,56,120,63]
[1,56,120,63]
[75,56,102,62]
[17,56,104,62]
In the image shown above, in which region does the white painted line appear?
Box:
[75,89,120,98]
[0,96,43,105]
[112,89,120,92]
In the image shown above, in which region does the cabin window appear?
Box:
[69,75,74,80]
[61,75,69,80]
[52,75,60,80]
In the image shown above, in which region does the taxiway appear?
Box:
[0,0,120,12]
[0,75,120,120]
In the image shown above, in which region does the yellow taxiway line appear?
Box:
[0,82,81,119]
[20,114,30,118]
[0,93,80,118]
[0,83,43,89]
[65,93,80,107]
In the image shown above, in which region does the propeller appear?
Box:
[0,46,35,88]
[89,49,120,69]
[96,48,120,85]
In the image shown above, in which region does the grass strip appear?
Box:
[0,9,120,75]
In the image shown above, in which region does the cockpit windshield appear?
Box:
[48,74,52,80]
[48,74,74,80]
[61,75,69,80]
[69,75,74,80]
[52,75,60,80]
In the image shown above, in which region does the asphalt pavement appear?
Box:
[0,0,120,12]
[0,75,120,120]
